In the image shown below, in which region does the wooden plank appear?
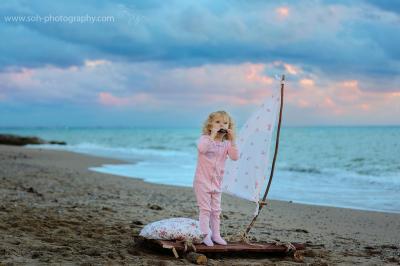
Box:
[154,239,305,253]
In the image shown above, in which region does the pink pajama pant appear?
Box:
[194,182,222,235]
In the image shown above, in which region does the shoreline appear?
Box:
[0,144,399,264]
[33,144,400,215]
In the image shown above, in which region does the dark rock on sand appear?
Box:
[25,186,44,197]
[381,244,398,250]
[386,256,399,263]
[148,204,163,210]
[31,251,43,259]
[0,134,66,146]
[83,248,102,257]
[48,140,67,145]
[295,228,309,233]
[131,220,144,226]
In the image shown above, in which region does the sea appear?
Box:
[1,126,399,213]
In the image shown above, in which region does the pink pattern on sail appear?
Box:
[222,86,280,207]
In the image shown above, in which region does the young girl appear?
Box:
[193,110,239,246]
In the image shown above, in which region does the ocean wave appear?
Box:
[282,166,322,174]
[27,142,191,160]
[350,157,366,162]
[146,145,177,151]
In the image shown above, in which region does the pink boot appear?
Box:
[199,210,214,246]
[202,232,214,246]
[210,213,227,245]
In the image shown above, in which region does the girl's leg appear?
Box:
[210,192,227,245]
[194,185,214,246]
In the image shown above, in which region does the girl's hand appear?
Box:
[227,129,236,142]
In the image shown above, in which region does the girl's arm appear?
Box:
[226,129,238,160]
[227,141,239,160]
[197,135,213,153]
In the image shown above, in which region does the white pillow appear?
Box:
[139,218,205,244]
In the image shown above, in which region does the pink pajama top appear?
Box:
[193,135,239,193]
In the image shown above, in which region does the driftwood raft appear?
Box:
[137,236,305,259]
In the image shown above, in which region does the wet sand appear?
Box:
[0,144,399,265]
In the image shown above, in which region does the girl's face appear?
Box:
[211,115,229,131]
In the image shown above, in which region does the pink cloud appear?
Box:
[0,61,303,109]
[98,92,130,106]
[359,103,370,110]
[154,62,277,107]
[3,68,40,88]
[0,60,121,102]
[98,92,157,107]
[275,7,289,18]
[324,101,344,116]
[205,92,268,106]
[334,80,363,103]
[297,99,311,108]
[245,64,273,84]
[284,63,299,75]
[2,60,399,125]
[286,75,400,123]
[299,78,315,87]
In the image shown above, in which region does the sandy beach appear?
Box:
[0,144,399,265]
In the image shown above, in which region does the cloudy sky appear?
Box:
[0,0,399,127]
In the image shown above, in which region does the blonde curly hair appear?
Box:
[202,110,236,141]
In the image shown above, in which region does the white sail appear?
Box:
[222,85,281,212]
